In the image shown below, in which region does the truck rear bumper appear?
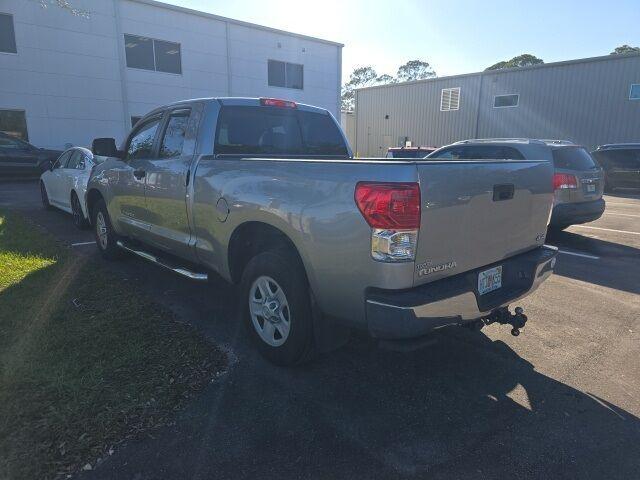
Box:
[550,198,605,227]
[365,245,557,339]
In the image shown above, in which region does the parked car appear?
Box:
[40,147,102,229]
[591,144,640,192]
[86,98,557,365]
[427,139,605,230]
[0,132,62,177]
[385,146,437,159]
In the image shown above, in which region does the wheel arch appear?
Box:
[227,221,310,286]
[85,188,105,224]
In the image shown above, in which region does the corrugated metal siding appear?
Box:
[354,76,481,156]
[354,54,640,155]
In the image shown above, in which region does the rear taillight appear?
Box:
[355,182,420,229]
[355,182,420,262]
[553,173,578,190]
[260,98,297,108]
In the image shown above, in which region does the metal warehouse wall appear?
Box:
[354,54,640,156]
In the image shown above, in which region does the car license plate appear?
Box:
[478,266,502,295]
[586,184,596,193]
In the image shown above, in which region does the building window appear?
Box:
[268,60,304,89]
[0,110,28,141]
[494,94,519,108]
[0,13,17,54]
[131,116,142,128]
[630,84,640,100]
[124,34,182,74]
[440,87,460,111]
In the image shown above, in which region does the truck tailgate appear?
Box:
[413,160,553,286]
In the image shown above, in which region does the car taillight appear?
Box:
[260,98,297,108]
[355,182,420,262]
[553,173,577,190]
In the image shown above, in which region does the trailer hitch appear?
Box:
[482,306,528,337]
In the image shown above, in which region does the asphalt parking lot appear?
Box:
[1,182,639,480]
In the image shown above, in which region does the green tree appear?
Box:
[486,54,544,71]
[396,60,436,82]
[341,67,395,111]
[32,0,89,17]
[610,45,640,55]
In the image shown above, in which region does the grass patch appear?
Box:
[0,210,226,480]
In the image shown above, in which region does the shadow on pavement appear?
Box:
[86,324,640,480]
[546,229,640,294]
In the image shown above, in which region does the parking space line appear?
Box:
[570,225,640,236]
[605,212,640,218]
[71,241,96,247]
[557,249,600,260]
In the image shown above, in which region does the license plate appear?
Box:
[478,266,502,295]
[586,184,596,193]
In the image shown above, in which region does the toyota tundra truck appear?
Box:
[86,97,557,365]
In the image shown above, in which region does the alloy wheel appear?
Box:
[95,211,108,250]
[249,275,291,347]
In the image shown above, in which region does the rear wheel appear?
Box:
[40,181,52,210]
[71,192,89,230]
[239,250,315,366]
[92,199,122,260]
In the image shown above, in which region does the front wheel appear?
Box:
[239,251,315,366]
[91,199,122,260]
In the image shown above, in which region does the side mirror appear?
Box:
[91,138,122,158]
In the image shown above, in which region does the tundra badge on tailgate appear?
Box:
[416,260,457,277]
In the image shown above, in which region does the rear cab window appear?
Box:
[214,106,349,157]
[552,147,597,170]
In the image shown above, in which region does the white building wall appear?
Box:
[0,0,342,150]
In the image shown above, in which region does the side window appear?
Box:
[126,118,161,160]
[498,147,525,160]
[430,147,463,160]
[0,135,25,150]
[54,151,72,169]
[159,109,190,159]
[66,150,83,169]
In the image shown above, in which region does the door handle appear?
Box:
[493,184,514,201]
[133,169,146,179]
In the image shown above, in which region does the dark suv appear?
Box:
[426,139,605,230]
[0,132,62,177]
[592,144,640,191]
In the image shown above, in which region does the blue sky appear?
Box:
[173,0,640,82]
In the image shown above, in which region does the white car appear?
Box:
[40,147,100,229]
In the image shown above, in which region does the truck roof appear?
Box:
[155,97,328,115]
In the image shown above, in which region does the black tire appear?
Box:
[91,199,122,260]
[71,192,89,230]
[239,250,315,366]
[40,181,52,210]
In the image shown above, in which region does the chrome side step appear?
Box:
[116,240,208,282]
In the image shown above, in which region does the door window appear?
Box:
[429,145,524,160]
[0,135,28,150]
[126,118,161,160]
[159,109,190,158]
[54,151,72,169]
[66,150,84,169]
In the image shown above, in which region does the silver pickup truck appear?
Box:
[87,97,557,365]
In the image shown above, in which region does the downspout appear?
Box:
[113,0,131,138]
[337,45,342,119]
[225,21,232,96]
[474,72,484,139]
